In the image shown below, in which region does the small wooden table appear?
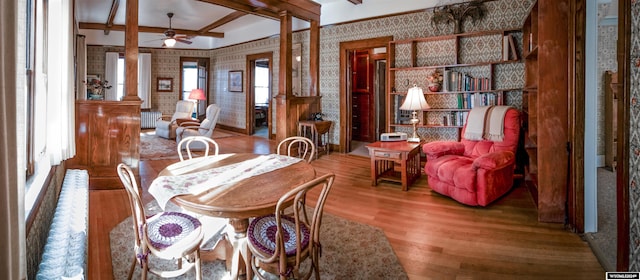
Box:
[365,141,422,191]
[298,120,332,159]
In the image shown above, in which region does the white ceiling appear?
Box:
[76,0,470,49]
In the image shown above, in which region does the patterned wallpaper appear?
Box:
[597,3,619,157]
[628,0,640,272]
[87,0,534,143]
[86,46,210,115]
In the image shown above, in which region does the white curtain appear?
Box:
[104,52,118,101]
[46,0,75,164]
[138,53,151,108]
[4,0,26,278]
[75,35,87,100]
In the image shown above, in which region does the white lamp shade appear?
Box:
[400,85,430,110]
[164,38,176,47]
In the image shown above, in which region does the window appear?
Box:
[24,0,74,218]
[116,57,125,100]
[255,64,270,106]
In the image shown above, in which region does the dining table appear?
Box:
[149,153,316,279]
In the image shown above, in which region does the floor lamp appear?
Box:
[188,88,206,119]
[400,85,430,142]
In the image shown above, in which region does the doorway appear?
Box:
[246,52,273,138]
[340,37,392,154]
[180,57,209,120]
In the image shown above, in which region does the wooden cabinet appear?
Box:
[67,100,142,190]
[522,0,570,223]
[386,29,523,140]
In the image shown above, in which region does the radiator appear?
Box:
[141,111,162,129]
[37,169,89,279]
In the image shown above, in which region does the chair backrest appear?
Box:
[116,163,147,252]
[177,136,220,161]
[273,173,335,277]
[197,104,221,137]
[276,136,316,163]
[171,100,195,122]
[460,107,520,158]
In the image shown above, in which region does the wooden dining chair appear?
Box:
[177,136,220,162]
[116,163,204,280]
[246,173,335,280]
[276,136,316,163]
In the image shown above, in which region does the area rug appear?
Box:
[140,129,235,161]
[110,201,408,280]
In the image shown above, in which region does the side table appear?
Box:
[365,141,422,191]
[298,120,332,159]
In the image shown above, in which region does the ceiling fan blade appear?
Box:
[176,38,193,45]
[174,35,193,39]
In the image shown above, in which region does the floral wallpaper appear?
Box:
[598,3,619,159]
[628,0,640,272]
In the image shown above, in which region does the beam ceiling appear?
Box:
[196,0,320,22]
[78,23,225,38]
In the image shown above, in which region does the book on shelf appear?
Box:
[442,111,468,127]
[457,92,504,109]
[503,34,518,61]
[445,71,490,92]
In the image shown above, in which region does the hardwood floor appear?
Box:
[89,133,605,279]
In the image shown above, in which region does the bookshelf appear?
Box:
[521,0,570,223]
[387,28,523,139]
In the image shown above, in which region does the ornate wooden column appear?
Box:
[275,11,294,143]
[309,19,320,96]
[123,0,141,101]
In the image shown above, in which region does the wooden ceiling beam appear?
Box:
[198,11,246,33]
[79,22,225,38]
[196,0,320,22]
[104,0,120,35]
[347,0,362,4]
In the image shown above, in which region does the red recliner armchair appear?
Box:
[422,106,520,206]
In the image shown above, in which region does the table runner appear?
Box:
[149,154,302,209]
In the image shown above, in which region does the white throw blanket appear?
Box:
[149,154,302,209]
[463,106,491,141]
[484,105,511,141]
[463,105,511,141]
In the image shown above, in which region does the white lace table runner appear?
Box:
[149,154,303,209]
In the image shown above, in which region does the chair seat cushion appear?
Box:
[146,212,202,249]
[248,214,309,257]
[425,155,476,192]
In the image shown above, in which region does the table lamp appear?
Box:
[399,85,430,142]
[188,88,206,118]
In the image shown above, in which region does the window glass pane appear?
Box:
[255,66,269,105]
[182,67,198,100]
[117,57,124,100]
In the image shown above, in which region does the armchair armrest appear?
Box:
[176,118,199,126]
[472,151,515,171]
[158,115,173,121]
[178,121,201,127]
[422,141,465,159]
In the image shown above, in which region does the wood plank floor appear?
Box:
[88,133,605,280]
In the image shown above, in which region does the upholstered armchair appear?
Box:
[422,106,520,206]
[155,100,194,139]
[176,104,221,150]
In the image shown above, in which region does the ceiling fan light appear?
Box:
[164,38,176,47]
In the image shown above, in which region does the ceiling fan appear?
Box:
[160,12,192,47]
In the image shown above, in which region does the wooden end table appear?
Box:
[365,141,422,191]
